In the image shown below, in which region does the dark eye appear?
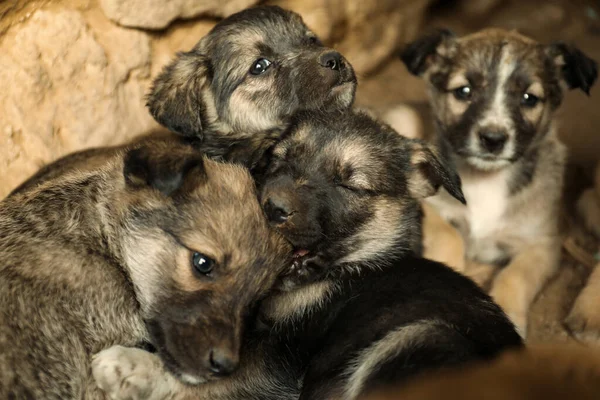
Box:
[521,93,539,108]
[249,58,272,75]
[308,35,322,46]
[453,85,472,101]
[191,252,215,276]
[333,174,357,192]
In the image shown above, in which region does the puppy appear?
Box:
[91,111,522,400]
[361,344,600,400]
[148,5,357,168]
[401,28,598,336]
[0,136,291,398]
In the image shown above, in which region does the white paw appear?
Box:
[92,345,171,400]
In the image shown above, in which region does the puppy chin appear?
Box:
[465,156,512,171]
[326,82,356,110]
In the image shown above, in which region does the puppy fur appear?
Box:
[148,5,357,169]
[91,111,521,400]
[361,344,600,400]
[401,28,598,336]
[0,136,291,398]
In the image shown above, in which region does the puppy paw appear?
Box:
[92,345,172,400]
[564,299,600,345]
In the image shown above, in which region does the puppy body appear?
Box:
[0,137,290,398]
[92,111,521,400]
[401,28,598,335]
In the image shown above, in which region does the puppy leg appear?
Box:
[92,346,185,400]
[489,241,561,338]
[565,263,600,344]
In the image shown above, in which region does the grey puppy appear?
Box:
[400,28,597,336]
[148,5,357,168]
[0,136,291,398]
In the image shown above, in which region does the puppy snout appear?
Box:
[208,347,238,376]
[478,130,508,154]
[264,197,293,224]
[319,51,344,71]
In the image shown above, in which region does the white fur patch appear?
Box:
[469,47,517,162]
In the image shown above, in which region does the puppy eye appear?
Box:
[452,85,472,101]
[249,58,272,75]
[308,35,322,46]
[191,252,215,276]
[333,175,356,192]
[521,93,539,108]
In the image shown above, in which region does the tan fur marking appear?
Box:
[261,281,333,322]
[344,320,445,400]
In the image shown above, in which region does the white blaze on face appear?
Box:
[469,46,517,165]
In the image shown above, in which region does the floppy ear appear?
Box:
[407,140,466,204]
[400,28,455,76]
[546,42,598,95]
[123,142,206,197]
[147,50,211,137]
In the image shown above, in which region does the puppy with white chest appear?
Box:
[401,28,598,336]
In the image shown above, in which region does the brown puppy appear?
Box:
[360,344,600,400]
[401,28,598,336]
[0,136,290,398]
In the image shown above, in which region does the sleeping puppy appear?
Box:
[91,111,522,400]
[148,5,357,168]
[400,28,598,336]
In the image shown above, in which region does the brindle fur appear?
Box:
[91,111,521,400]
[147,5,356,168]
[0,136,291,398]
[401,28,597,336]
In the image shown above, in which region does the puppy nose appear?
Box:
[208,348,238,376]
[319,51,343,71]
[478,131,508,154]
[264,198,291,224]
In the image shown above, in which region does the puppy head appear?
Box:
[119,137,291,383]
[148,6,356,142]
[401,28,597,171]
[259,111,464,289]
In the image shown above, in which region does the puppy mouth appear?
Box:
[292,248,312,269]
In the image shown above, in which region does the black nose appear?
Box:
[209,348,237,376]
[319,51,343,71]
[264,198,291,224]
[478,131,508,154]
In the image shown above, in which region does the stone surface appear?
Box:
[99,0,257,29]
[0,9,156,198]
[272,0,433,75]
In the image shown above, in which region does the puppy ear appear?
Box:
[123,141,206,197]
[147,50,211,137]
[408,140,466,204]
[546,42,598,95]
[400,28,455,76]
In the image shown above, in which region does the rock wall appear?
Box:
[0,0,432,198]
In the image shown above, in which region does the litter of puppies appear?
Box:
[1,4,599,400]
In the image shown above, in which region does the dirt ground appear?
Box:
[356,0,600,344]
